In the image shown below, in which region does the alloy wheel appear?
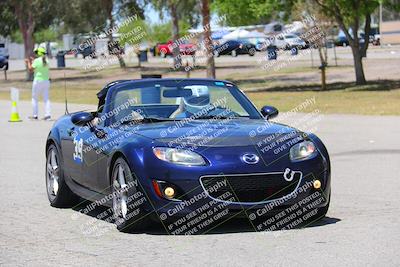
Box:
[46,148,60,200]
[112,164,129,220]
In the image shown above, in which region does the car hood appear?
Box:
[123,119,303,147]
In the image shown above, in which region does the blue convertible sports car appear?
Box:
[46,78,330,233]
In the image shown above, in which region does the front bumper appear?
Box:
[151,170,330,218]
[134,148,331,221]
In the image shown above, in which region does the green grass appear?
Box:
[1,64,399,115]
[247,90,400,115]
[1,81,399,115]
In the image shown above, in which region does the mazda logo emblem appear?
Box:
[241,153,260,164]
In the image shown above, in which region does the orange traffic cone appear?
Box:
[8,101,22,122]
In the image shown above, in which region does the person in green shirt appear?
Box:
[25,47,51,120]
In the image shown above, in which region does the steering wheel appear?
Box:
[206,104,240,117]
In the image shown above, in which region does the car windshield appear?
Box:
[109,81,262,124]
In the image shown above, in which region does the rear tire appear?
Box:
[46,144,80,208]
[111,157,150,232]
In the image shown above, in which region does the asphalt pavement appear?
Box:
[0,100,399,266]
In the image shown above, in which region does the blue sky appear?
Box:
[145,5,166,24]
[144,5,221,30]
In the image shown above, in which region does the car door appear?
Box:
[94,126,122,195]
[78,127,102,191]
[276,36,285,49]
[61,125,82,184]
[230,40,240,53]
[218,42,229,55]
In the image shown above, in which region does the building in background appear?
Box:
[0,36,24,59]
[380,4,400,44]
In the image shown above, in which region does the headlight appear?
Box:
[153,147,206,166]
[289,141,317,161]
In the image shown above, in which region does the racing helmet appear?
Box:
[182,85,210,114]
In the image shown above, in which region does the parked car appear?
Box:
[214,40,257,57]
[0,45,9,57]
[336,31,367,47]
[373,34,381,46]
[157,40,196,58]
[335,28,369,47]
[369,28,380,46]
[0,45,9,70]
[335,35,350,46]
[255,41,267,51]
[75,45,97,59]
[0,55,8,70]
[274,34,308,50]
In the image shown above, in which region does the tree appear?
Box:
[291,0,335,90]
[61,0,144,68]
[2,0,60,80]
[313,0,379,85]
[119,19,149,67]
[102,0,126,68]
[168,0,182,69]
[151,0,198,70]
[201,0,216,78]
[147,21,190,43]
[212,0,274,26]
[0,2,18,38]
[309,0,398,85]
[243,0,398,85]
[34,27,59,44]
[60,0,108,34]
[101,0,145,68]
[149,23,175,44]
[2,0,124,73]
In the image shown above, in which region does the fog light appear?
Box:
[164,187,176,198]
[313,180,321,189]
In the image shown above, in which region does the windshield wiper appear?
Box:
[195,115,235,120]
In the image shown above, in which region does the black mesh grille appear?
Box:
[201,173,301,203]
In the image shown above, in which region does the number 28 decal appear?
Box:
[73,137,83,164]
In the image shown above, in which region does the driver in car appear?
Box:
[170,85,211,118]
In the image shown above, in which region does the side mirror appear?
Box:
[71,112,94,126]
[261,106,279,120]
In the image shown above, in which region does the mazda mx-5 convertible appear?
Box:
[46,78,331,233]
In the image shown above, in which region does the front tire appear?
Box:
[248,48,256,56]
[46,144,79,207]
[308,191,331,224]
[316,195,330,219]
[111,157,149,232]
